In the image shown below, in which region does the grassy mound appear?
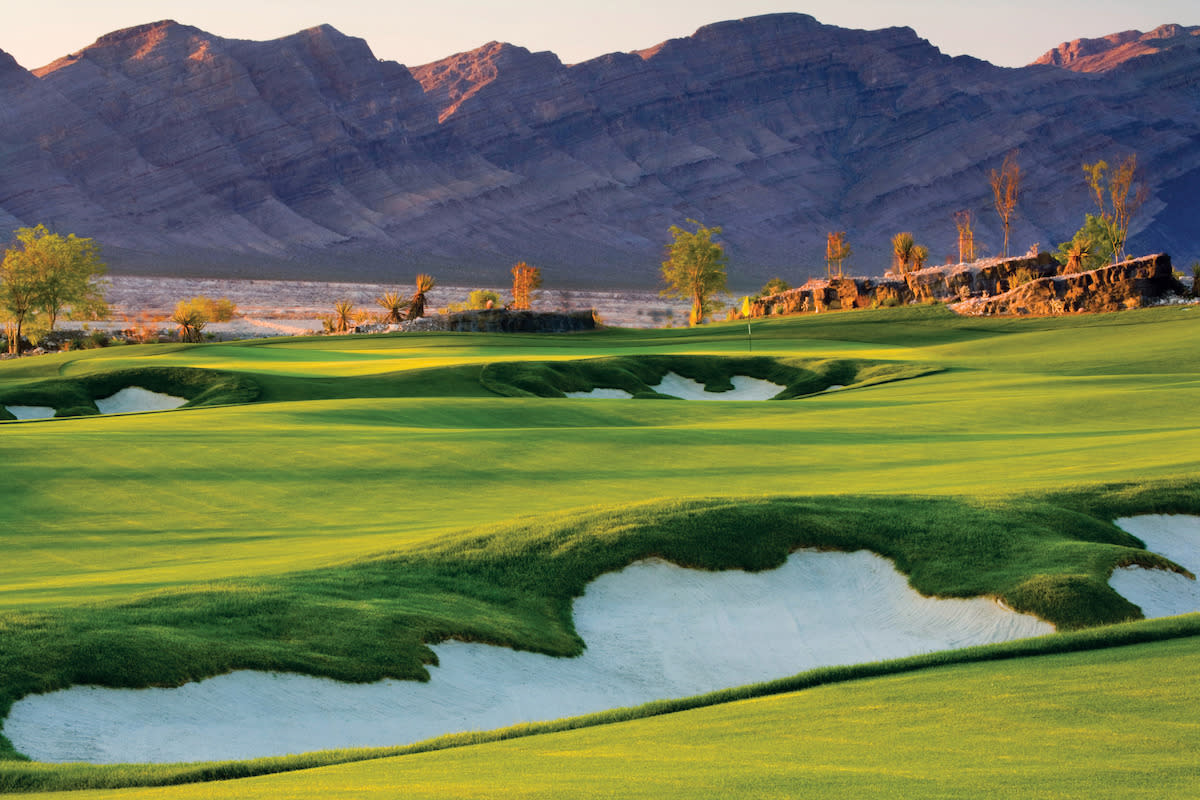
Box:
[480,355,939,398]
[2,482,1197,764]
[0,367,260,417]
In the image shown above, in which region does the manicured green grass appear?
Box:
[13,633,1199,798]
[1,303,1198,789]
[2,309,1197,609]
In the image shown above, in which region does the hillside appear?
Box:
[1,14,1199,285]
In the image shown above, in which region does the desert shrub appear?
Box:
[1008,266,1037,290]
[468,290,502,310]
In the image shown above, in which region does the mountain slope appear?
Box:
[2,14,1199,287]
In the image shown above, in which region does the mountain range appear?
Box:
[1,13,1198,288]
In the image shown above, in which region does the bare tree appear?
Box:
[510,262,542,310]
[954,210,976,263]
[825,231,851,278]
[990,151,1020,258]
[1084,155,1148,263]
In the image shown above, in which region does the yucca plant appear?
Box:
[911,244,930,271]
[892,232,916,273]
[1064,238,1091,273]
[171,299,207,343]
[332,300,355,333]
[376,291,409,323]
[408,274,436,319]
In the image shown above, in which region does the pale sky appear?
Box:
[2,0,1197,72]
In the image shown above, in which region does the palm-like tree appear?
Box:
[377,290,409,323]
[892,232,916,273]
[171,300,207,343]
[911,245,930,271]
[1064,239,1091,273]
[407,274,436,319]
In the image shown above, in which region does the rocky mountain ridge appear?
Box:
[1034,24,1200,72]
[1,14,1199,288]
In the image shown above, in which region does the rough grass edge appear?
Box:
[2,615,1197,794]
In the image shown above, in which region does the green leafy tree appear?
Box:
[33,229,107,330]
[661,221,728,326]
[1,225,107,353]
[0,243,40,355]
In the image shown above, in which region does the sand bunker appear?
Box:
[566,373,785,401]
[1110,515,1200,619]
[94,387,186,415]
[4,549,1050,764]
[654,372,784,400]
[3,406,56,420]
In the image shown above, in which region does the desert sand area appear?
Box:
[100,276,691,334]
[3,548,1055,764]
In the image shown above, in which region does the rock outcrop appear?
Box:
[3,15,1200,285]
[748,254,1184,317]
[956,254,1182,316]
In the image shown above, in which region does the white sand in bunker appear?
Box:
[1109,515,1200,618]
[4,406,55,420]
[567,372,785,400]
[93,387,186,415]
[4,549,1052,765]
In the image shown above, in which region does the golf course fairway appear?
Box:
[1,302,1198,795]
